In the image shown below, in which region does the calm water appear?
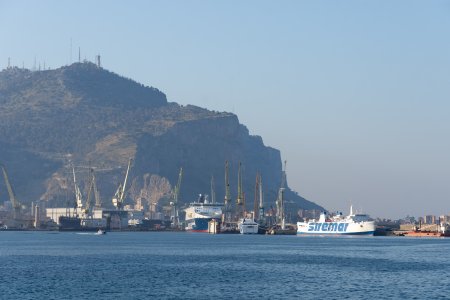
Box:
[1,232,449,299]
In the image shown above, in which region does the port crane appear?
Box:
[72,165,84,212]
[1,164,23,219]
[253,172,264,222]
[85,168,101,213]
[222,161,232,224]
[275,161,287,229]
[170,167,183,228]
[258,173,265,224]
[112,158,132,210]
[93,170,101,209]
[236,162,244,219]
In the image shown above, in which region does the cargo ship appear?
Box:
[58,215,107,231]
[184,194,223,232]
[297,206,375,236]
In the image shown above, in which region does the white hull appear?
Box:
[297,206,375,236]
[297,221,375,235]
[238,218,259,234]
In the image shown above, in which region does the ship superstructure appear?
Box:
[184,195,223,232]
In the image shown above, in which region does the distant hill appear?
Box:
[0,62,324,219]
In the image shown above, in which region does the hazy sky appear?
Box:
[1,0,449,219]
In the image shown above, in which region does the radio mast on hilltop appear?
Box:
[96,55,101,68]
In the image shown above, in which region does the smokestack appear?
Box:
[34,204,41,229]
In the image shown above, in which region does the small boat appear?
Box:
[95,229,106,235]
[238,218,259,234]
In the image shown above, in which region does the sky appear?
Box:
[1,0,449,219]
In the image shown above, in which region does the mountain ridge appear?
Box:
[0,62,324,217]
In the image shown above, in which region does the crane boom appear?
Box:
[237,162,244,219]
[225,161,230,204]
[1,164,21,219]
[175,167,183,205]
[258,173,265,224]
[85,169,94,213]
[93,171,101,209]
[276,161,287,229]
[171,167,183,227]
[253,173,259,221]
[112,158,133,210]
[72,166,83,210]
[237,162,242,205]
[122,159,132,196]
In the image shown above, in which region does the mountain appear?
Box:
[0,62,324,218]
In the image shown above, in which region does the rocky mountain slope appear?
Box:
[0,62,324,217]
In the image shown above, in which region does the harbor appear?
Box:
[1,161,449,237]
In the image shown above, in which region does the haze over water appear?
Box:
[1,232,449,299]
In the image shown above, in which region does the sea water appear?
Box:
[1,232,449,299]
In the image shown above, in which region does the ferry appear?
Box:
[297,206,375,236]
[184,194,223,232]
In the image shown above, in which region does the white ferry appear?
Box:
[297,206,375,236]
[184,194,223,232]
[238,218,259,234]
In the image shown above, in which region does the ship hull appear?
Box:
[297,231,375,235]
[186,217,220,233]
[58,216,106,232]
[297,221,375,236]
